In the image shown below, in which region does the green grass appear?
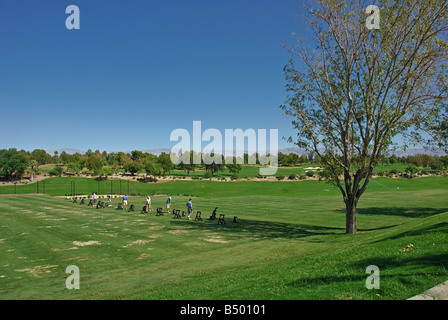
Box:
[0,177,447,300]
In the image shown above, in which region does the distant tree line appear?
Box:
[0,148,447,181]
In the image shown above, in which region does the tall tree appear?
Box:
[30,149,50,165]
[177,151,197,176]
[157,153,174,176]
[204,153,225,176]
[0,149,29,180]
[226,157,243,175]
[86,156,104,175]
[124,161,142,176]
[281,0,448,234]
[29,159,39,181]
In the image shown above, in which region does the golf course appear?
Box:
[3,0,448,308]
[0,175,447,300]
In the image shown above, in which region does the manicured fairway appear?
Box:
[0,177,447,299]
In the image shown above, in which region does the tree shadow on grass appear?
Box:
[333,207,448,219]
[286,251,448,298]
[285,221,448,297]
[375,222,448,243]
[169,217,345,241]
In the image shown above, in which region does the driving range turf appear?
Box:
[0,177,447,300]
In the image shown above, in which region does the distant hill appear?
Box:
[141,149,171,156]
[278,146,446,157]
[278,147,309,155]
[43,147,446,157]
[388,147,447,157]
[45,148,85,155]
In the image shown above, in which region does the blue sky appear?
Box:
[0,0,303,152]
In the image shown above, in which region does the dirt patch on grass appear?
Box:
[148,225,165,231]
[51,247,79,252]
[136,253,152,260]
[184,242,202,246]
[204,237,229,244]
[122,239,152,248]
[72,241,101,247]
[14,264,59,278]
[168,229,190,235]
[0,194,46,198]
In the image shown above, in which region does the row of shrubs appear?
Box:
[40,165,448,182]
[275,171,316,180]
[275,167,448,181]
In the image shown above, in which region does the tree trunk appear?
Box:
[345,196,358,234]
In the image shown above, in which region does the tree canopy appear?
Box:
[281,0,448,233]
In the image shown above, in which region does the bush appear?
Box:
[124,162,142,176]
[430,159,444,171]
[276,175,285,180]
[230,174,239,180]
[100,166,113,176]
[318,170,331,180]
[204,171,213,178]
[306,171,314,177]
[405,165,418,175]
[49,166,63,177]
[389,168,398,175]
[288,173,297,180]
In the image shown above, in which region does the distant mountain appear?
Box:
[388,147,447,157]
[278,146,446,157]
[43,146,446,157]
[141,149,172,156]
[46,148,85,155]
[278,147,309,155]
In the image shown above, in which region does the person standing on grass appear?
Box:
[166,197,171,213]
[93,192,97,206]
[123,194,128,209]
[186,198,193,220]
[146,196,151,213]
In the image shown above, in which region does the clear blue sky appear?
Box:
[0,0,303,152]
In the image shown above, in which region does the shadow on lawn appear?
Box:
[286,251,448,296]
[376,222,448,242]
[285,221,448,297]
[169,217,345,240]
[333,207,447,219]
